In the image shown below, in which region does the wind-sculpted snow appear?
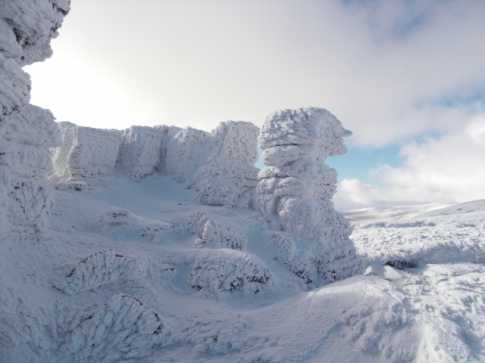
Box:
[0,0,70,240]
[256,108,359,285]
[53,250,147,295]
[191,121,259,207]
[53,122,122,187]
[189,249,272,297]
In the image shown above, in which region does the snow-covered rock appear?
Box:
[189,249,272,297]
[117,126,165,180]
[53,122,122,185]
[54,294,170,362]
[0,0,70,66]
[53,250,147,295]
[164,127,214,182]
[15,294,170,363]
[0,0,70,240]
[257,108,359,285]
[191,121,259,208]
[171,211,247,250]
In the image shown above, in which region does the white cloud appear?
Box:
[26,0,485,146]
[336,114,485,209]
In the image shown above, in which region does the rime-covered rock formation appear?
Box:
[117,126,165,180]
[53,294,170,362]
[53,122,122,187]
[164,127,214,182]
[191,121,259,207]
[189,249,272,297]
[53,250,147,295]
[53,120,261,208]
[172,211,247,250]
[257,108,358,285]
[14,294,170,362]
[0,0,70,240]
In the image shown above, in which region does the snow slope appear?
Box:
[3,175,485,362]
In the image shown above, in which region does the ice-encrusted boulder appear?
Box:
[191,121,259,207]
[257,108,358,285]
[117,126,165,180]
[53,122,122,186]
[0,0,70,240]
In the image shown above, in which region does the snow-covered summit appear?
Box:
[2,2,485,362]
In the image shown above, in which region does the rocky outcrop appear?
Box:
[53,250,148,295]
[189,249,272,297]
[256,108,358,285]
[52,120,261,209]
[117,126,165,180]
[164,127,214,182]
[191,121,259,208]
[0,0,70,240]
[16,294,170,362]
[53,122,122,187]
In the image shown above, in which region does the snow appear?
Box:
[256,108,360,286]
[117,126,165,180]
[3,169,485,362]
[53,122,122,185]
[191,121,259,208]
[0,0,69,240]
[3,2,485,362]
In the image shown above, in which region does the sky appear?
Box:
[26,0,485,209]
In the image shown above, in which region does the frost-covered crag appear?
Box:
[52,122,122,189]
[257,108,359,285]
[0,0,70,240]
[53,120,260,207]
[191,121,259,207]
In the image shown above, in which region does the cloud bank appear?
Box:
[336,114,485,209]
